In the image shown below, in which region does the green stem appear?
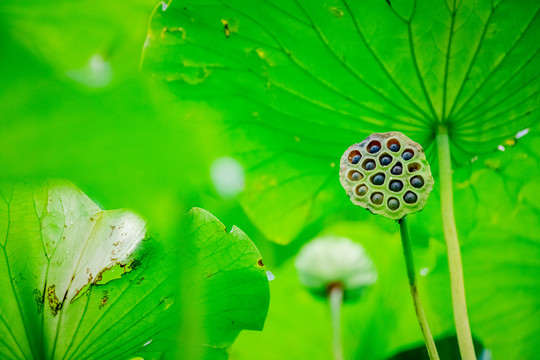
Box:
[398,217,440,360]
[329,283,344,360]
[436,125,476,360]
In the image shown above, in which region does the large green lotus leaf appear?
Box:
[0,182,270,360]
[143,0,540,243]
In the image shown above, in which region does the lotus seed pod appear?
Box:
[295,236,377,300]
[339,132,434,220]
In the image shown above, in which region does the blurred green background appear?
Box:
[1,1,539,359]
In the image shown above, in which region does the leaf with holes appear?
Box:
[143,0,539,243]
[0,180,175,359]
[0,181,270,360]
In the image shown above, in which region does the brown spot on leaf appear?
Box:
[47,285,62,316]
[221,19,230,38]
[257,259,264,267]
[33,288,44,314]
[99,291,109,309]
[130,259,142,271]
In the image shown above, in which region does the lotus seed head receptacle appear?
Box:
[339,132,434,220]
[295,236,377,300]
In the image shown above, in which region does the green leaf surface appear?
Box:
[398,125,540,359]
[229,127,540,360]
[447,124,540,359]
[142,2,540,355]
[183,208,270,359]
[0,182,270,360]
[0,180,175,360]
[143,0,540,243]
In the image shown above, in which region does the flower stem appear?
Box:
[436,125,476,360]
[398,217,440,360]
[328,283,344,360]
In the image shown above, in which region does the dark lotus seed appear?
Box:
[388,198,400,210]
[380,156,392,166]
[351,154,361,164]
[365,160,376,171]
[351,171,361,181]
[411,176,424,188]
[391,165,403,175]
[372,174,385,185]
[390,180,403,192]
[402,151,414,160]
[404,191,418,204]
[389,143,400,152]
[371,192,383,205]
[369,145,381,154]
[356,185,368,196]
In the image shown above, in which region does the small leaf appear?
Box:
[182,208,270,359]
